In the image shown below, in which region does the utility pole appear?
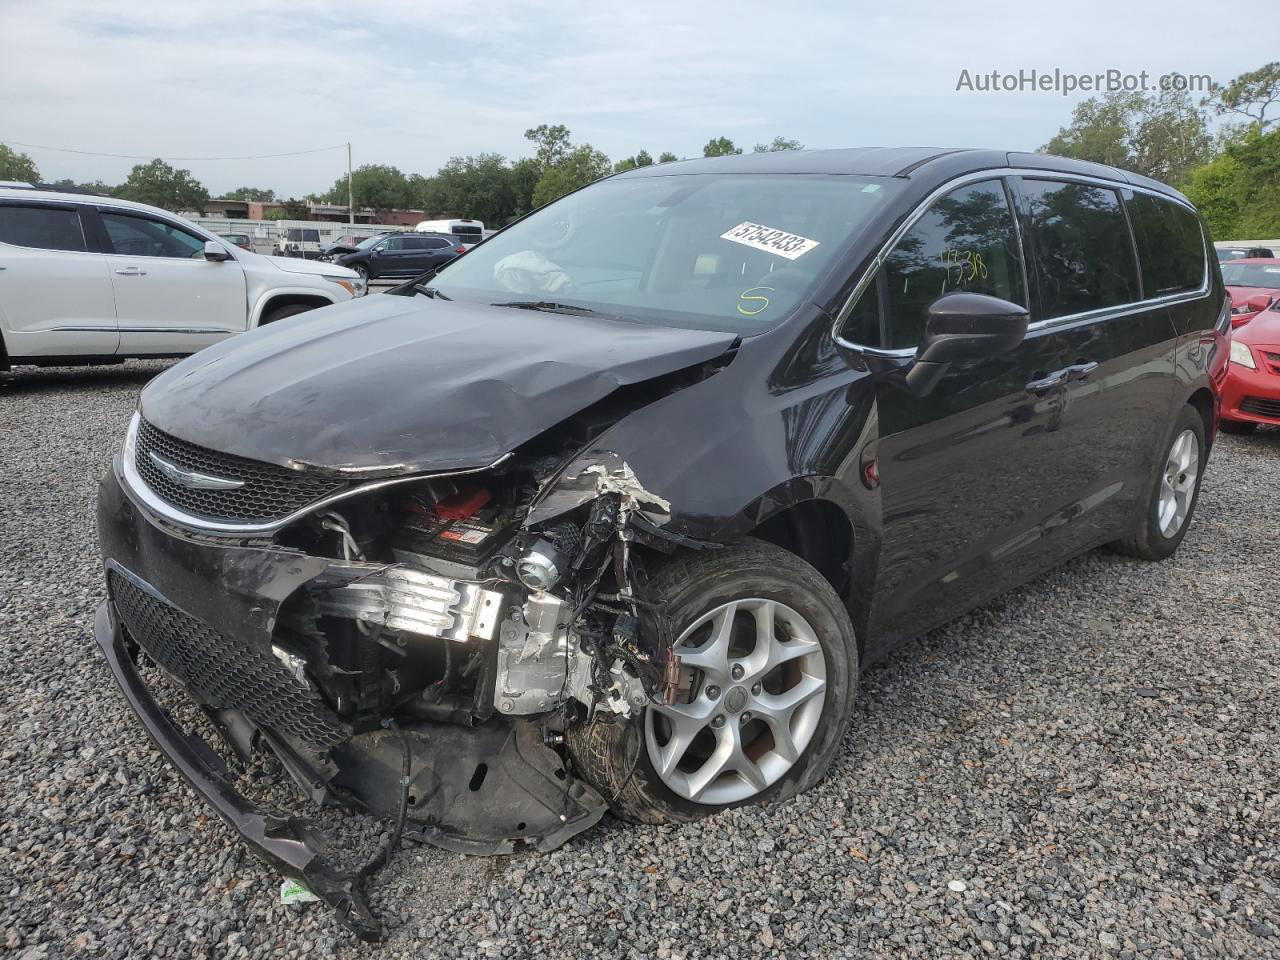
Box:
[347,142,354,226]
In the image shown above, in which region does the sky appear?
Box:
[0,0,1272,199]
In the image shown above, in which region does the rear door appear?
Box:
[94,208,248,355]
[0,200,118,358]
[421,236,457,269]
[1010,178,1178,543]
[861,178,1090,644]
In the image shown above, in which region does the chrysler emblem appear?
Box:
[148,451,245,491]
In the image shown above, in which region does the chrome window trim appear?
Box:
[118,412,511,536]
[832,167,1211,353]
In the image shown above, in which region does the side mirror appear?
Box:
[1247,293,1273,314]
[905,292,1029,396]
[203,240,233,262]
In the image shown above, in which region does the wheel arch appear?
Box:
[252,292,337,327]
[748,498,853,601]
[1186,386,1216,448]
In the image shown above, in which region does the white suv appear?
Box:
[0,188,364,369]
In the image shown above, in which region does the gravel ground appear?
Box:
[1,361,1277,959]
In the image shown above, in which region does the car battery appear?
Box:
[394,506,513,569]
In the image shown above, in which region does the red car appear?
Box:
[1221,258,1280,327]
[1219,294,1280,434]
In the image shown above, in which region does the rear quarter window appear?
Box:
[1127,193,1206,296]
[0,204,87,252]
[1019,180,1139,319]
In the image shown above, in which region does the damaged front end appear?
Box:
[96,398,709,940]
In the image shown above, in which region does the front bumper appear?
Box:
[94,600,385,941]
[1219,354,1280,425]
[95,459,608,936]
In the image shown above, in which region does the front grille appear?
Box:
[109,570,348,747]
[1264,352,1280,377]
[135,417,346,524]
[1240,396,1280,420]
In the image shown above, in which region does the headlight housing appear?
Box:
[1230,339,1256,370]
[325,274,365,298]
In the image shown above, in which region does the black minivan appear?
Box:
[95,147,1227,939]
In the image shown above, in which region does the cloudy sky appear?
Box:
[0,0,1267,198]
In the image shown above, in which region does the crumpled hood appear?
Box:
[140,294,736,475]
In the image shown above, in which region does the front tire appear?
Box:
[353,263,370,283]
[1111,404,1207,561]
[568,540,857,824]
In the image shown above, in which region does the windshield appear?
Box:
[431,173,900,332]
[356,234,386,250]
[1222,262,1280,289]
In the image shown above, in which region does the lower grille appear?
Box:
[108,570,348,748]
[1240,396,1280,420]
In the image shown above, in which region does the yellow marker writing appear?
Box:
[738,286,775,316]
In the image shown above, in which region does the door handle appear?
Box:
[114,267,147,276]
[1025,371,1068,396]
[1064,361,1099,382]
[1027,361,1098,395]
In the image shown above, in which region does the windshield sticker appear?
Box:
[720,222,820,260]
[737,286,774,316]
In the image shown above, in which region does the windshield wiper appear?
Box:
[387,268,451,299]
[491,300,632,320]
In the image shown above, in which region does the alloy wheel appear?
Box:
[645,598,827,805]
[1157,428,1199,538]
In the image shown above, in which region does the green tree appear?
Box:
[1184,126,1280,240]
[1204,62,1280,131]
[1042,90,1212,184]
[414,153,523,225]
[223,186,276,202]
[1132,89,1215,186]
[0,145,40,183]
[325,164,413,213]
[531,144,611,208]
[753,136,804,153]
[703,136,742,157]
[115,159,209,213]
[1043,91,1145,170]
[613,149,654,173]
[658,151,679,163]
[48,178,115,196]
[524,124,573,170]
[509,157,541,221]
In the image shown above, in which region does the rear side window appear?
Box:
[881,180,1026,349]
[101,212,206,259]
[424,237,452,249]
[1020,180,1139,318]
[0,204,86,252]
[1127,193,1206,296]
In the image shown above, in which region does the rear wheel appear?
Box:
[1111,404,1206,561]
[568,540,857,824]
[1219,419,1257,435]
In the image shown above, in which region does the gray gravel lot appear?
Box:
[2,361,1278,959]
